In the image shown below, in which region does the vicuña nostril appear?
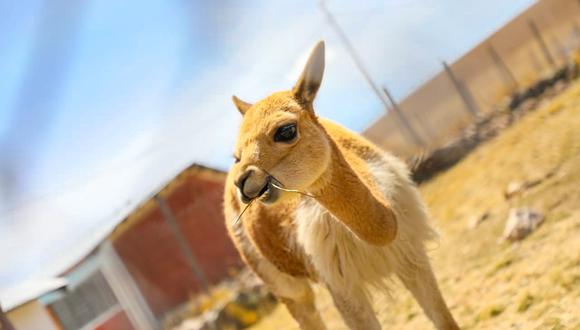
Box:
[240,176,249,193]
[236,168,272,202]
[235,169,252,190]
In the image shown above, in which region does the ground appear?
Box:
[250,80,580,329]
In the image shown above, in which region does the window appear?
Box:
[49,271,119,330]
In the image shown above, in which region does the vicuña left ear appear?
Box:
[292,41,325,105]
[232,95,253,115]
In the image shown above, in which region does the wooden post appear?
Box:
[528,19,556,68]
[154,195,210,293]
[442,61,479,117]
[381,86,424,147]
[487,44,519,91]
[572,21,580,49]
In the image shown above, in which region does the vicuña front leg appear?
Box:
[255,258,326,330]
[397,259,459,330]
[328,286,381,330]
[279,283,326,330]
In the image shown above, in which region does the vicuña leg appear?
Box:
[328,286,381,330]
[278,283,326,330]
[254,258,326,330]
[233,229,326,329]
[397,258,459,330]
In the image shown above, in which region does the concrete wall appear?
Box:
[364,0,580,157]
[8,301,61,330]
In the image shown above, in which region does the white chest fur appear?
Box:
[295,198,397,298]
[294,156,437,298]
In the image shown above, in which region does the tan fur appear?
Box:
[224,41,459,330]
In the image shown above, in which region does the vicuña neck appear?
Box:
[307,140,397,246]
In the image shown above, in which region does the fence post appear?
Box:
[487,44,519,91]
[573,22,580,49]
[155,195,210,293]
[381,86,425,147]
[442,61,479,117]
[528,19,556,68]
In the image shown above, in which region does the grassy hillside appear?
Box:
[251,80,580,329]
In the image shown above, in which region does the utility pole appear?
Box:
[318,0,424,147]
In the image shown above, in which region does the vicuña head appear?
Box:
[231,41,331,205]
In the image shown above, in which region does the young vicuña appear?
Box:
[224,41,459,330]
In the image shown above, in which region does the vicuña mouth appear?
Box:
[258,181,280,204]
[257,183,270,198]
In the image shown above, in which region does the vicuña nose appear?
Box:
[235,169,253,202]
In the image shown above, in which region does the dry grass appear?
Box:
[251,81,580,330]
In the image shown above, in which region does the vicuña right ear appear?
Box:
[232,95,253,115]
[292,41,325,105]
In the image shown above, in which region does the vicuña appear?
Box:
[224,41,459,330]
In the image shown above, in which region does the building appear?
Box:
[1,164,241,330]
[2,278,67,330]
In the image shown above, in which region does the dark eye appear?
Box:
[233,154,240,163]
[274,123,297,142]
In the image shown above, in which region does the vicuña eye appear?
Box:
[274,123,297,142]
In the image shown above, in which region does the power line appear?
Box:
[318,0,424,147]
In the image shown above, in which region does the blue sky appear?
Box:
[0,0,535,289]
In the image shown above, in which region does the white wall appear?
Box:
[7,300,60,330]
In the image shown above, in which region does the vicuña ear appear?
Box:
[232,95,253,115]
[292,41,325,105]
